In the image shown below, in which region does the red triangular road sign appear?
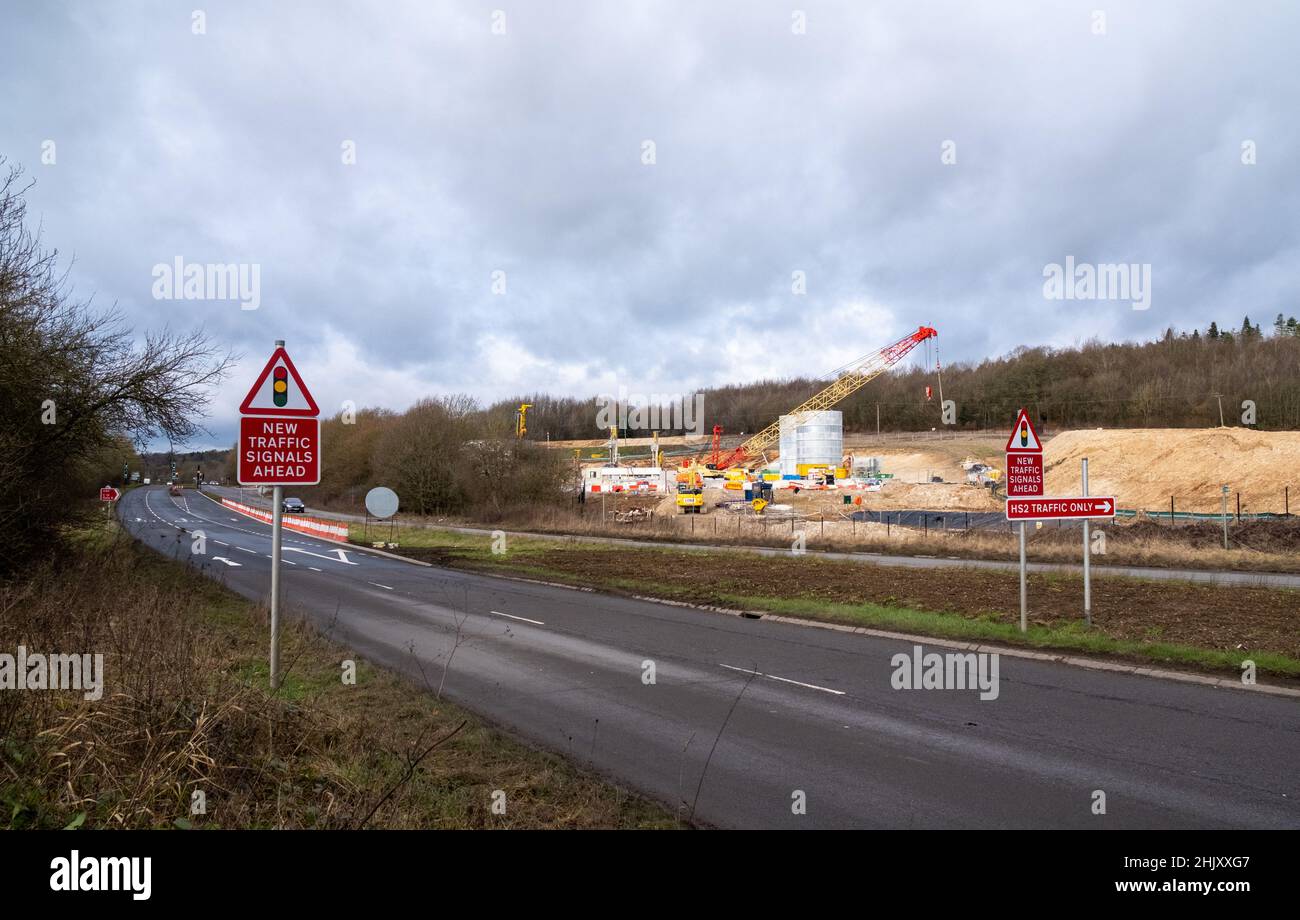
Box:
[1004,408,1043,452]
[239,346,320,417]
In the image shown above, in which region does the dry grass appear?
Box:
[0,522,674,829]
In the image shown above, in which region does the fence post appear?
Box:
[1169,496,1174,525]
[1236,492,1241,523]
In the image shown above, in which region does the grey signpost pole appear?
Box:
[1221,484,1229,550]
[1082,457,1091,627]
[269,339,286,690]
[1018,522,1027,632]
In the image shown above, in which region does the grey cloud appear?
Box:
[3,0,1298,448]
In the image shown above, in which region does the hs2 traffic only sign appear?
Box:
[1001,408,1116,634]
[238,345,320,486]
[1006,497,1116,520]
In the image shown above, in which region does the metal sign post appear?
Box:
[1004,409,1043,635]
[270,485,284,688]
[1221,484,1229,549]
[1082,457,1091,627]
[1018,522,1027,633]
[237,338,322,691]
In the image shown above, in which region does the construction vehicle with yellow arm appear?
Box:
[675,466,705,513]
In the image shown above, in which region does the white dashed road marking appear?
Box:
[719,664,844,696]
[491,610,545,626]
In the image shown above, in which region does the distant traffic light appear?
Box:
[273,366,288,408]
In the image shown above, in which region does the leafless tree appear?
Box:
[0,159,235,572]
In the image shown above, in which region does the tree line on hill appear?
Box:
[484,319,1300,439]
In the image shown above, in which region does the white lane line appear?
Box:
[212,557,241,567]
[308,567,322,572]
[284,559,297,565]
[368,582,393,590]
[490,610,545,626]
[236,546,256,554]
[284,547,356,565]
[214,540,228,547]
[719,663,844,696]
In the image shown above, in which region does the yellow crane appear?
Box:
[515,403,532,439]
[717,326,938,469]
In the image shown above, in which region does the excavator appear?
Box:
[711,325,938,471]
[675,466,705,513]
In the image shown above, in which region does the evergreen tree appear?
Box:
[1208,321,1219,339]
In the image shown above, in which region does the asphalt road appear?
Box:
[122,485,1300,828]
[207,484,1300,590]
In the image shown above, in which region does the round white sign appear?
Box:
[365,486,400,519]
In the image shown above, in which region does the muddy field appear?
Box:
[1034,517,1300,555]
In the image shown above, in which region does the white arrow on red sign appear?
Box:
[1006,496,1116,521]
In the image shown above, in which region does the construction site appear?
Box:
[535,326,1300,545]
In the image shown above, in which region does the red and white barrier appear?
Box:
[221,497,349,543]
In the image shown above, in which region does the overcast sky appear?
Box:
[4,1,1298,448]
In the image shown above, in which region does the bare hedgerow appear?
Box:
[0,159,234,575]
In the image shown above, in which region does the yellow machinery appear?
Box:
[676,467,705,513]
[515,403,532,438]
[716,326,937,470]
[722,468,752,491]
[751,498,769,514]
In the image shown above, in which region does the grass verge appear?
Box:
[357,525,1300,682]
[0,520,676,829]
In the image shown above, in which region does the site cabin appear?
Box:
[584,466,669,494]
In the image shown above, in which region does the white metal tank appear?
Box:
[777,410,843,477]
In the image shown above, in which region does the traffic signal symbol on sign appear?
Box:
[1003,408,1043,452]
[273,366,288,407]
[240,347,319,417]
